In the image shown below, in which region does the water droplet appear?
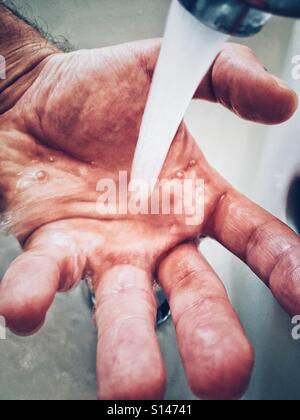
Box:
[16,170,48,190]
[188,159,197,168]
[79,166,89,176]
[176,171,184,179]
[36,170,47,181]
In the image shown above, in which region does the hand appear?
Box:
[0,35,299,401]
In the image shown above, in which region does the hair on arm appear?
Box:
[1,0,73,52]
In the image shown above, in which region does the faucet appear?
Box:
[178,0,300,36]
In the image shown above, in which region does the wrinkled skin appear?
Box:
[0,40,299,400]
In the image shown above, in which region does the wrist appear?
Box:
[0,3,59,114]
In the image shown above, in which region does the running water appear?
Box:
[131,0,228,187]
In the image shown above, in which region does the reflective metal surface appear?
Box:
[178,0,300,36]
[287,175,300,234]
[242,0,300,17]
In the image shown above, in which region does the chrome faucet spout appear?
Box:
[178,0,300,37]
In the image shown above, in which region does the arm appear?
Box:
[0,1,68,114]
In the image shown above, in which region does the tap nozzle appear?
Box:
[178,0,300,37]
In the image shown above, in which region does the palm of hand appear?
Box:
[1,44,219,276]
[1,41,300,400]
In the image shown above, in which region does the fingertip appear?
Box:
[259,76,298,125]
[269,245,300,316]
[187,329,254,400]
[210,42,298,125]
[8,317,46,337]
[98,361,166,401]
[0,281,50,336]
[97,319,167,400]
[0,254,60,336]
[230,73,298,125]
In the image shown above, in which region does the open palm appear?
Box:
[0,40,299,400]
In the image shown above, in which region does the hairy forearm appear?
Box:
[0,1,60,114]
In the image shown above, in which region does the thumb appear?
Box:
[196,42,298,124]
[138,40,297,125]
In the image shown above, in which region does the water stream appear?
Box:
[131,0,228,187]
